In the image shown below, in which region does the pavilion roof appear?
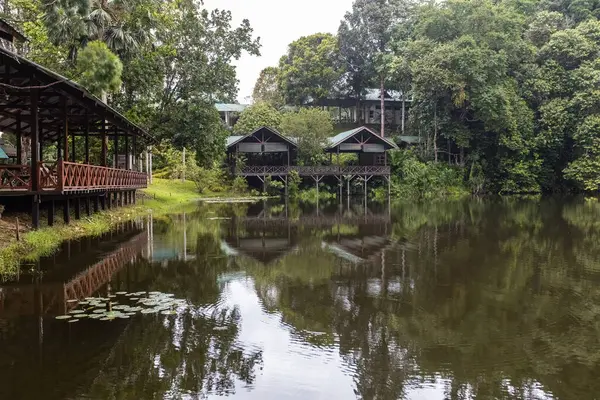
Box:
[326,126,397,151]
[0,46,156,143]
[226,126,297,149]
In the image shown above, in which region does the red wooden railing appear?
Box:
[0,161,147,192]
[0,164,30,190]
[59,161,147,191]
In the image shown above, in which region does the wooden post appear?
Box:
[100,195,106,211]
[101,118,107,167]
[62,97,69,162]
[125,132,129,170]
[106,193,112,209]
[16,115,22,164]
[85,197,91,216]
[132,133,137,171]
[47,200,55,226]
[31,89,40,229]
[63,198,70,225]
[84,114,89,164]
[15,218,20,241]
[74,197,81,220]
[132,190,136,204]
[71,130,76,162]
[93,196,100,212]
[113,127,119,168]
[149,147,153,184]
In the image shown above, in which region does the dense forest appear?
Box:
[4,0,600,195]
[252,0,600,195]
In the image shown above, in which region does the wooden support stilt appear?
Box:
[132,191,137,204]
[85,197,91,216]
[48,200,55,226]
[74,198,81,220]
[63,199,71,225]
[31,89,40,229]
[100,195,106,211]
[93,196,100,213]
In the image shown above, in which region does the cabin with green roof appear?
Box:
[225,125,397,198]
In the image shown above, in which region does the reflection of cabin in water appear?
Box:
[222,202,393,265]
[226,125,397,196]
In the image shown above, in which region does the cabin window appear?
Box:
[369,110,374,120]
[375,154,386,165]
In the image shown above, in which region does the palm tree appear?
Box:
[42,0,152,61]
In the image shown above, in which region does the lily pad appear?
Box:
[116,291,127,295]
[161,310,177,315]
[68,319,80,323]
[55,315,72,320]
[93,309,106,314]
[66,299,79,303]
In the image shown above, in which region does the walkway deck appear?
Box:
[235,165,390,177]
[0,161,147,195]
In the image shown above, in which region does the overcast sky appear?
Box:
[203,0,355,103]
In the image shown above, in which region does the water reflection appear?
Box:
[0,198,600,399]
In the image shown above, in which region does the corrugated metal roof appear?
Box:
[226,135,245,147]
[327,126,398,149]
[399,135,422,144]
[227,126,298,149]
[327,127,364,147]
[215,103,248,112]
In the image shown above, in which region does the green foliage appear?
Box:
[233,102,282,134]
[231,176,248,194]
[75,41,122,97]
[280,108,333,165]
[287,170,301,198]
[389,150,469,200]
[278,33,342,105]
[252,67,284,108]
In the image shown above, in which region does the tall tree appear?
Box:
[278,33,342,105]
[340,0,414,136]
[233,103,282,134]
[252,67,284,108]
[280,108,333,165]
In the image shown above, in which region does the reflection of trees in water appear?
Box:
[86,306,262,399]
[246,199,600,399]
[85,230,262,399]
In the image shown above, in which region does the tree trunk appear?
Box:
[433,103,438,162]
[380,77,385,137]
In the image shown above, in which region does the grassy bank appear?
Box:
[0,178,203,274]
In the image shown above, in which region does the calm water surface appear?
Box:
[1,198,600,400]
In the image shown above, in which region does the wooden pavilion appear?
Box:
[0,22,154,228]
[227,125,397,199]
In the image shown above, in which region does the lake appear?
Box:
[1,198,599,400]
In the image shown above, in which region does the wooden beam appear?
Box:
[84,114,89,164]
[16,115,22,164]
[62,96,69,162]
[101,117,107,166]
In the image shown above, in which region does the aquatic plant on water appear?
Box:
[55,291,187,322]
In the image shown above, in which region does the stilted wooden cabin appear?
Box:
[226,126,397,197]
[0,20,154,228]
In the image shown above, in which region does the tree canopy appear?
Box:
[233,102,282,134]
